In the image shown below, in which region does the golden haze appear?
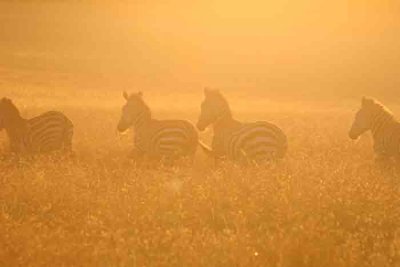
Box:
[0,1,400,266]
[0,1,399,98]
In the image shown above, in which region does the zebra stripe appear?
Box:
[0,98,73,154]
[230,122,286,158]
[197,89,287,162]
[349,97,400,160]
[117,92,198,160]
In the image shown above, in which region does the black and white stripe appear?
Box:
[117,91,198,160]
[197,89,287,162]
[349,97,400,160]
[0,98,73,154]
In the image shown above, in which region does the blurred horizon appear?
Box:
[0,0,399,100]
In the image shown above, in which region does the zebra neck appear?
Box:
[5,118,27,139]
[133,112,151,130]
[213,115,237,132]
[371,111,394,137]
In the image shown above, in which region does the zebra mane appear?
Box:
[366,98,395,120]
[0,98,21,118]
[129,94,152,118]
[208,90,232,117]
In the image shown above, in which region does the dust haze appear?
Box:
[1,1,399,100]
[1,1,400,266]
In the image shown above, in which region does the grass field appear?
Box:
[0,86,400,267]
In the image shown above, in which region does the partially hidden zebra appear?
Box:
[117,91,198,161]
[0,98,73,155]
[349,97,400,163]
[196,88,288,163]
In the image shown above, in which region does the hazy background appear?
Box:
[0,0,399,101]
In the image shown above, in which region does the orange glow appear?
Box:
[1,2,400,266]
[0,1,399,96]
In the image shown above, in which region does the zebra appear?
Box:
[349,97,400,163]
[0,98,73,155]
[196,88,288,163]
[117,91,198,162]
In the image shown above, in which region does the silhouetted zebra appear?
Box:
[117,91,198,161]
[349,97,400,162]
[0,98,73,155]
[196,88,287,163]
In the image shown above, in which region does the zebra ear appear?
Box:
[123,91,129,101]
[362,97,374,107]
[204,87,218,97]
[2,98,12,104]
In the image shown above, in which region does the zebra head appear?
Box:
[197,88,231,131]
[0,98,20,130]
[117,91,151,132]
[349,97,376,140]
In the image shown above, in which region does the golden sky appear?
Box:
[0,1,399,97]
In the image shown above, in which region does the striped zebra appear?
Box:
[0,98,73,155]
[349,97,400,162]
[117,91,198,161]
[196,88,288,163]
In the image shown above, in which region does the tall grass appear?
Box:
[0,91,399,266]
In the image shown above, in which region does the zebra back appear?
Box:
[371,113,400,158]
[223,121,287,162]
[24,111,73,154]
[134,119,198,159]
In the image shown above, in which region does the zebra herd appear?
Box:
[0,90,399,165]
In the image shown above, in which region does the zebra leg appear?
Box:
[63,139,73,152]
[62,125,74,154]
[128,148,144,161]
[214,156,225,168]
[375,154,392,170]
[9,140,21,154]
[395,156,400,173]
[61,137,76,162]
